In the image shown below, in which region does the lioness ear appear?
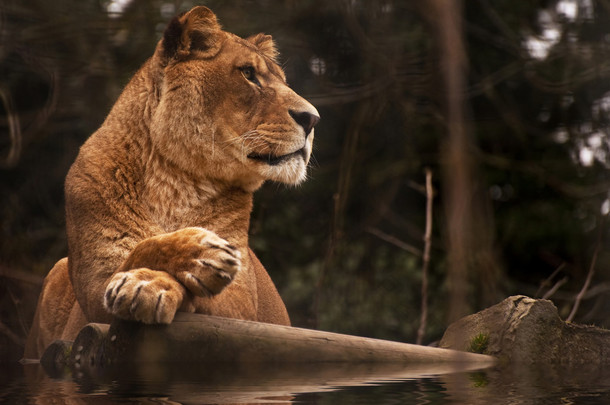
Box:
[247,33,279,62]
[162,6,222,60]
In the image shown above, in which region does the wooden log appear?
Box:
[70,323,109,369]
[92,312,494,365]
[39,339,72,378]
[40,313,496,391]
[41,313,496,368]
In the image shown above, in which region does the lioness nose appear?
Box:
[290,110,320,137]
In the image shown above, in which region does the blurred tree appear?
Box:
[425,0,503,323]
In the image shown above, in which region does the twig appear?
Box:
[366,227,422,257]
[416,169,433,345]
[567,218,605,322]
[567,259,597,322]
[535,262,566,298]
[581,282,610,300]
[567,252,598,322]
[0,86,22,168]
[542,276,569,300]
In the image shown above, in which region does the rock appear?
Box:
[439,295,610,364]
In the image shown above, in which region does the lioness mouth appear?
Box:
[248,148,305,166]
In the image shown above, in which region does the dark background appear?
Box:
[2,0,610,363]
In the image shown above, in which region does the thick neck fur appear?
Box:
[142,148,253,245]
[105,55,253,248]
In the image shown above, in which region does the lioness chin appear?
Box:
[24,6,319,359]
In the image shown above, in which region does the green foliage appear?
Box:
[469,333,490,354]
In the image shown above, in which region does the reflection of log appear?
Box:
[42,312,495,378]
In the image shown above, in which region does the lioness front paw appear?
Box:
[157,227,242,297]
[104,269,185,324]
[121,227,241,298]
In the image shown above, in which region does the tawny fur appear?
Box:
[24,6,319,359]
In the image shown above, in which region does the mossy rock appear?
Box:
[440,295,610,364]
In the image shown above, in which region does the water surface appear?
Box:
[2,361,610,404]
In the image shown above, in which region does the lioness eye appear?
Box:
[240,66,260,86]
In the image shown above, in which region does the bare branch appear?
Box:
[567,219,604,322]
[366,227,422,257]
[416,168,434,345]
[480,152,610,198]
[0,87,22,168]
[535,262,566,298]
[542,277,569,300]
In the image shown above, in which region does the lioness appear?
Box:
[24,6,319,359]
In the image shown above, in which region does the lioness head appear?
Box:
[149,6,319,191]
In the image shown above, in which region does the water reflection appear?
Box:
[441,363,610,405]
[4,361,610,405]
[21,360,490,404]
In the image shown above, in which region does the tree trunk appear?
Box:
[426,0,501,322]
